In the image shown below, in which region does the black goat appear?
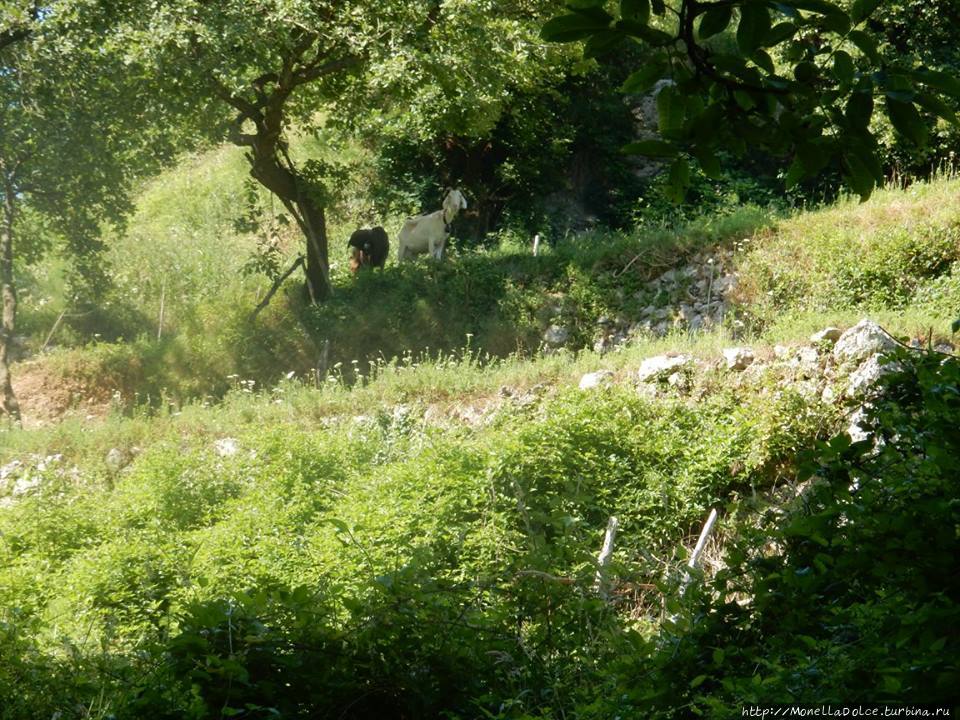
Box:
[347,226,389,273]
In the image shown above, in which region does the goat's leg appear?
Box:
[435,234,448,261]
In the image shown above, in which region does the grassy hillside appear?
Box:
[9,163,959,426]
[1,164,959,715]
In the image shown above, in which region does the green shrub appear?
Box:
[600,349,960,717]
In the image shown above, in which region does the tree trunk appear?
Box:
[298,194,329,303]
[246,146,330,302]
[0,172,21,424]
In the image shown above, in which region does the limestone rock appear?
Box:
[1,459,22,482]
[810,327,842,344]
[833,319,897,364]
[637,354,692,383]
[543,325,569,346]
[105,447,131,472]
[847,406,871,443]
[847,355,901,398]
[579,370,614,391]
[821,385,836,404]
[723,347,755,371]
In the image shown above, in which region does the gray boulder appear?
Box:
[833,320,897,364]
[579,370,614,391]
[722,347,755,371]
[810,327,842,344]
[847,355,901,398]
[637,354,692,383]
[543,325,570,346]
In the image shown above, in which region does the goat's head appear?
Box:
[442,188,467,218]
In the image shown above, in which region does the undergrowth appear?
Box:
[0,370,836,718]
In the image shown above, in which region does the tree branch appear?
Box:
[209,74,265,123]
[295,54,361,84]
[0,25,30,52]
[250,254,304,319]
[0,2,38,53]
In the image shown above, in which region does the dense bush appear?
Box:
[0,377,833,718]
[597,349,960,717]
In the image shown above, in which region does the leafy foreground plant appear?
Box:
[604,348,960,717]
[0,381,826,719]
[0,350,955,718]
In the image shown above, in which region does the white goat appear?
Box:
[397,188,467,262]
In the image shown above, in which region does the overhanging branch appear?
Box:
[250,254,304,319]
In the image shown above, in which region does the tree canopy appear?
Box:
[0,0,178,420]
[542,0,960,202]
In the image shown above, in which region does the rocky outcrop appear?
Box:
[579,370,614,391]
[833,319,897,365]
[637,354,693,383]
[631,249,739,338]
[847,355,902,399]
[543,325,570,347]
[810,327,842,344]
[723,347,755,371]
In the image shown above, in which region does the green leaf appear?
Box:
[846,90,873,130]
[847,30,880,64]
[621,0,651,23]
[909,69,960,99]
[712,648,726,665]
[794,61,818,83]
[690,103,725,144]
[698,6,732,40]
[786,0,845,14]
[567,0,606,7]
[328,518,350,534]
[692,145,722,178]
[751,49,775,74]
[764,22,798,46]
[621,57,669,94]
[881,675,902,694]
[915,92,960,127]
[584,31,626,57]
[785,156,806,188]
[541,13,612,42]
[690,674,708,688]
[885,96,928,146]
[842,150,876,201]
[657,85,684,136]
[734,90,757,110]
[621,139,676,157]
[667,156,691,203]
[797,140,833,174]
[737,4,771,54]
[819,10,851,34]
[617,20,674,44]
[833,50,854,85]
[850,0,881,24]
